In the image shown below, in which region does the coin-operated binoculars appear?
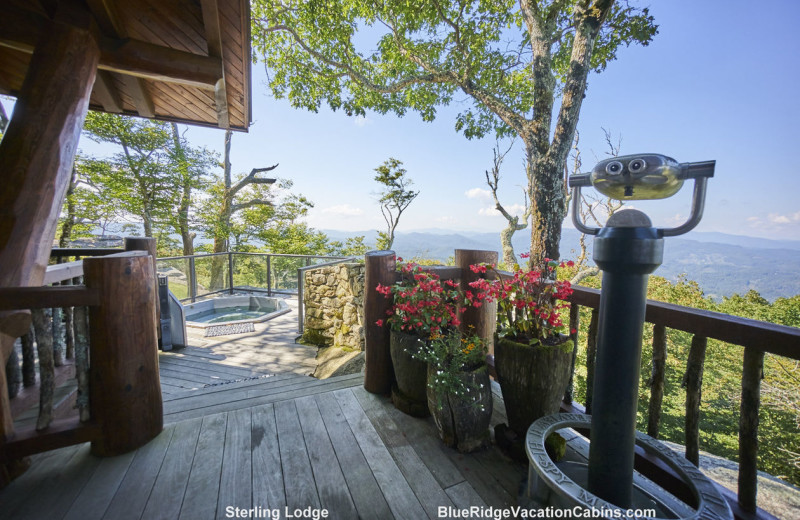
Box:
[570,154,716,508]
[523,154,731,520]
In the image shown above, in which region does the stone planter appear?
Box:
[426,364,493,453]
[389,330,429,417]
[495,334,573,436]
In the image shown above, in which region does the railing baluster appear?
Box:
[31,308,55,430]
[564,303,580,404]
[21,324,36,387]
[73,304,91,422]
[5,341,21,398]
[585,309,599,414]
[739,346,764,513]
[647,324,667,438]
[63,277,75,359]
[682,334,707,466]
[51,281,65,367]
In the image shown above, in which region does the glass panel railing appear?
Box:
[232,253,270,292]
[193,254,229,298]
[155,257,193,300]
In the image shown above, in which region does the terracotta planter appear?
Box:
[494,335,573,436]
[427,364,492,453]
[389,330,430,417]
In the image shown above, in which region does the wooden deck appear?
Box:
[2,298,527,519]
[0,376,526,520]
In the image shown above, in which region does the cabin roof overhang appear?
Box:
[0,0,252,131]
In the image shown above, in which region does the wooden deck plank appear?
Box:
[163,374,363,424]
[353,387,456,518]
[9,443,100,520]
[158,356,262,378]
[160,376,204,391]
[142,417,203,520]
[444,480,488,510]
[158,362,248,382]
[251,404,286,512]
[441,444,519,509]
[216,408,252,520]
[334,388,428,520]
[274,400,320,511]
[314,392,394,520]
[359,387,465,489]
[63,450,137,520]
[163,373,301,405]
[163,377,326,414]
[0,444,82,519]
[179,413,228,520]
[159,366,230,385]
[294,395,358,518]
[102,426,175,520]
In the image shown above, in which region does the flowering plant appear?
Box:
[375,262,468,338]
[468,256,574,345]
[414,328,488,409]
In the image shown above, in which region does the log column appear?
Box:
[84,252,162,456]
[455,249,497,356]
[363,251,396,394]
[125,237,160,340]
[0,17,99,442]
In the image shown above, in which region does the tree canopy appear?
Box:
[252,0,657,264]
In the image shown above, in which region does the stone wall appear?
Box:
[302,263,365,350]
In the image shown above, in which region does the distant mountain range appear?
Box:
[324,228,800,302]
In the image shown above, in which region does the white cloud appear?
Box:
[478,203,525,218]
[321,204,364,217]
[354,116,372,127]
[768,212,800,225]
[465,188,492,200]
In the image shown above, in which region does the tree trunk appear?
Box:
[58,167,78,248]
[171,123,195,256]
[210,130,233,290]
[500,219,519,267]
[527,152,567,266]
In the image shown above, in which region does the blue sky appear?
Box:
[3,0,799,241]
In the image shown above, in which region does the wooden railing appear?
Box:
[566,285,800,518]
[361,249,800,520]
[0,240,162,475]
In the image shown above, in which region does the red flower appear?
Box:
[376,319,384,327]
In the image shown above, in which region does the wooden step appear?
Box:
[163,373,364,424]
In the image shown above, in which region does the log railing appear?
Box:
[0,241,162,473]
[362,249,800,520]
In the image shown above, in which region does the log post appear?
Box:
[0,15,99,441]
[564,303,580,404]
[682,335,707,466]
[647,324,667,438]
[125,238,160,340]
[31,309,55,431]
[364,251,396,394]
[20,326,36,388]
[738,347,764,513]
[585,309,599,414]
[84,251,162,456]
[455,249,498,356]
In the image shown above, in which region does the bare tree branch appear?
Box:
[230,164,278,195]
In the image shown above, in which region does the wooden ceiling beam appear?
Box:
[93,70,123,113]
[85,0,128,38]
[201,0,229,129]
[122,76,155,118]
[0,6,222,90]
[99,38,222,90]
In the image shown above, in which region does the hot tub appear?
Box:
[183,295,290,337]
